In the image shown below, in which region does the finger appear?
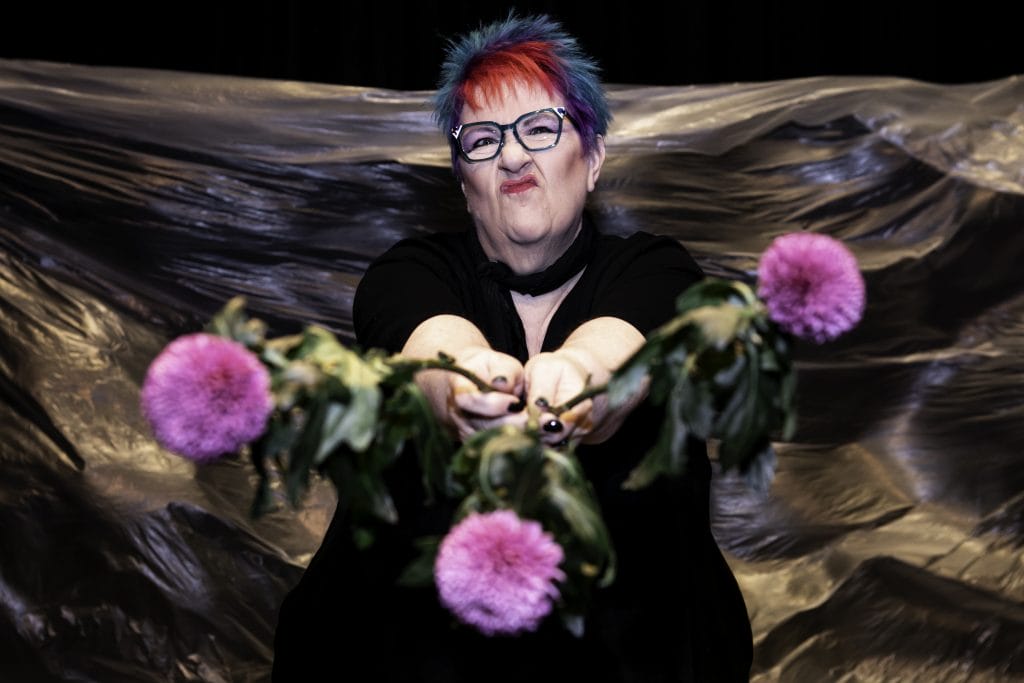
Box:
[538,397,595,445]
[539,419,580,446]
[524,358,586,410]
[460,350,525,392]
[454,389,523,417]
[450,410,477,442]
[452,409,529,441]
[559,398,595,433]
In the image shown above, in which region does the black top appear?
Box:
[353,225,705,362]
[274,227,753,682]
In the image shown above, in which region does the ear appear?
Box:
[460,180,472,215]
[586,135,606,192]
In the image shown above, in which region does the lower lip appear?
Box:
[501,180,536,195]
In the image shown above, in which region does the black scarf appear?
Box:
[469,217,597,362]
[475,218,596,296]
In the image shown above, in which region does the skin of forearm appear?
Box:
[401,314,495,428]
[555,316,648,443]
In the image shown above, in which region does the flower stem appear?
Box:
[392,354,496,392]
[395,353,612,414]
[551,383,608,415]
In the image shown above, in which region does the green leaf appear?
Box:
[545,484,610,559]
[675,279,744,313]
[606,360,649,409]
[397,537,441,587]
[314,385,381,461]
[678,375,715,439]
[624,380,690,490]
[714,342,771,471]
[607,332,672,407]
[664,377,693,476]
[560,612,585,638]
[206,296,249,340]
[284,399,329,508]
[248,437,275,518]
[710,351,745,390]
[682,304,746,350]
[324,454,398,527]
[781,369,798,440]
[352,526,375,550]
[314,402,348,463]
[408,387,457,499]
[364,470,399,524]
[260,334,303,368]
[261,419,299,459]
[760,345,780,372]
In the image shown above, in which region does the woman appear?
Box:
[274,15,752,681]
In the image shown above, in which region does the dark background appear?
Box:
[2,1,1020,88]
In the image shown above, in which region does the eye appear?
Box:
[471,136,498,149]
[518,112,561,139]
[461,126,501,152]
[527,124,557,135]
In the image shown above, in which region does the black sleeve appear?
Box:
[353,237,468,353]
[589,233,704,336]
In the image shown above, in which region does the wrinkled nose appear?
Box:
[498,129,531,173]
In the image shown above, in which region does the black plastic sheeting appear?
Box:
[1,60,1022,682]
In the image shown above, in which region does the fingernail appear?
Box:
[543,419,564,433]
[507,399,526,413]
[492,375,508,386]
[534,397,549,409]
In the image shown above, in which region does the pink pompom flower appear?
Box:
[435,509,565,636]
[757,233,866,343]
[141,333,273,461]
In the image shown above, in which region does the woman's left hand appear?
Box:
[523,348,609,447]
[523,317,650,448]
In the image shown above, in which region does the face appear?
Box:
[457,81,605,272]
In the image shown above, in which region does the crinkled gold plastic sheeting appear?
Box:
[1,60,1022,682]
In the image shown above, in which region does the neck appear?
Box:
[476,220,583,275]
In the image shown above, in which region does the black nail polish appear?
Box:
[534,397,549,409]
[507,399,526,413]
[492,375,508,385]
[543,419,564,433]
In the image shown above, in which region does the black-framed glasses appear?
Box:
[451,107,570,162]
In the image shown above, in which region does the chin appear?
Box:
[504,221,555,245]
[504,209,575,242]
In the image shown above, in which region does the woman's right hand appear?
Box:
[401,316,529,441]
[445,346,528,441]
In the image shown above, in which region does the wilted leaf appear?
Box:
[677,375,714,439]
[715,344,773,471]
[284,399,326,507]
[683,304,746,350]
[560,613,585,639]
[675,279,743,313]
[315,402,351,463]
[618,385,684,491]
[606,360,649,409]
[397,537,441,587]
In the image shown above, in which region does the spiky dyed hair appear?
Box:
[433,13,611,171]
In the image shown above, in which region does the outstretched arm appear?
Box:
[524,316,647,446]
[401,314,528,441]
